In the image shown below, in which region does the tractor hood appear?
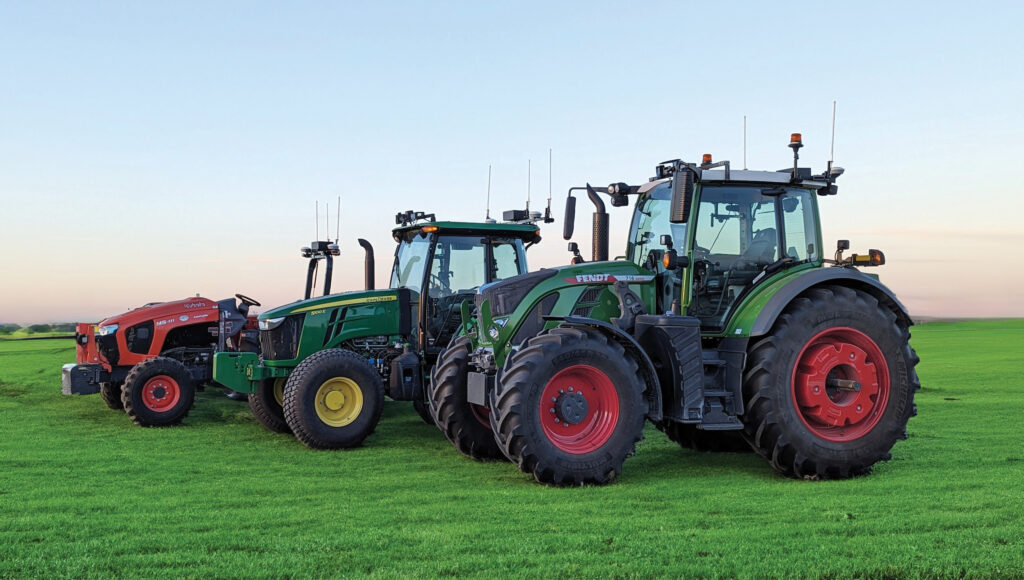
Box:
[477,261,655,318]
[97,297,221,329]
[258,289,405,320]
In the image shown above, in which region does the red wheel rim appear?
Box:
[141,375,181,412]
[791,327,890,442]
[539,364,619,454]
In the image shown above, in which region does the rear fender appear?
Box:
[745,268,913,337]
[557,316,663,422]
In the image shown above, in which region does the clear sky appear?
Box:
[2,1,1022,324]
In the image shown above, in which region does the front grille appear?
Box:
[571,286,604,317]
[96,334,119,365]
[260,314,303,360]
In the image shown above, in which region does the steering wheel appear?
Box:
[235,293,261,307]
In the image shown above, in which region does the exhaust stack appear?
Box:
[358,239,375,290]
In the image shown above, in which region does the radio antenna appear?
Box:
[526,159,531,212]
[542,148,554,223]
[829,100,837,165]
[485,165,492,221]
[315,201,319,239]
[335,195,341,242]
[827,100,838,178]
[743,115,748,170]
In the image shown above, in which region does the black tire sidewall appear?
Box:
[285,350,383,448]
[513,340,646,474]
[764,296,913,463]
[123,358,195,426]
[249,377,290,433]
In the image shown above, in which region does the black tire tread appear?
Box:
[491,326,646,486]
[121,357,195,427]
[428,336,506,460]
[741,285,919,479]
[249,378,291,434]
[100,381,123,410]
[282,349,384,449]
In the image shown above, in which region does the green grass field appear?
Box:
[1,321,1022,578]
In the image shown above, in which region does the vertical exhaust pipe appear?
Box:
[358,239,375,290]
[304,259,317,300]
[585,184,608,262]
[323,254,333,296]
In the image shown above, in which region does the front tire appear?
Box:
[283,349,384,449]
[428,336,505,460]
[100,381,123,410]
[491,326,647,486]
[121,357,196,427]
[741,285,920,479]
[249,377,291,434]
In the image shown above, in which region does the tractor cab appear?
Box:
[390,211,539,359]
[624,167,824,331]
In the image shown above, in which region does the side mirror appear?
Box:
[568,242,584,264]
[563,196,576,240]
[669,168,694,224]
[836,239,850,252]
[659,234,674,250]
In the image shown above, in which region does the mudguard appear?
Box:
[747,267,912,337]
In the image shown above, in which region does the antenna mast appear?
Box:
[485,165,492,222]
[743,115,747,170]
[827,100,837,176]
[335,195,340,242]
[526,159,531,212]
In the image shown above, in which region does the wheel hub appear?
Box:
[792,327,890,442]
[151,386,166,399]
[324,390,346,411]
[553,390,588,425]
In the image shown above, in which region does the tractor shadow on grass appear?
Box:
[620,433,774,486]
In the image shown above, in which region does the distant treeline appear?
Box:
[0,323,77,335]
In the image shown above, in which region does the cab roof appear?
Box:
[392,220,540,238]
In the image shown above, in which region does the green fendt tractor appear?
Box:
[431,135,920,485]
[214,211,542,449]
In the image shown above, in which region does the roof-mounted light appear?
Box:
[421,225,439,233]
[702,153,713,164]
[789,133,803,148]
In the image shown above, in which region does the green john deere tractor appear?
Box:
[430,135,920,485]
[214,211,543,449]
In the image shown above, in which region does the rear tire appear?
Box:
[249,377,291,434]
[283,349,384,449]
[100,381,123,410]
[121,357,196,427]
[428,336,506,460]
[741,285,920,479]
[491,326,647,486]
[412,399,434,426]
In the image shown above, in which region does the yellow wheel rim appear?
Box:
[314,377,364,427]
[272,378,286,406]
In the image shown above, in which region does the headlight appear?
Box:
[259,317,286,331]
[96,324,118,336]
[488,318,509,340]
